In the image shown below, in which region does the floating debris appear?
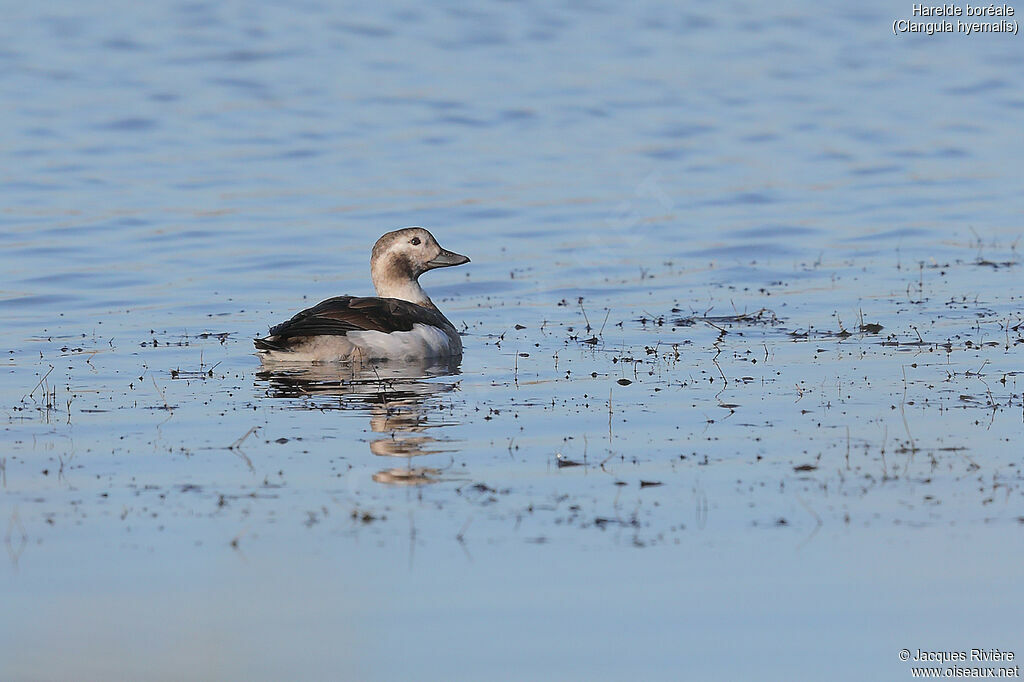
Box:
[555,453,583,468]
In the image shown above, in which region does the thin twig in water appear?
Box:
[456,517,472,543]
[702,318,726,335]
[599,387,613,465]
[238,449,255,472]
[711,352,727,388]
[229,526,249,550]
[608,388,613,432]
[151,376,170,411]
[230,426,258,450]
[23,365,55,403]
[598,308,611,337]
[795,495,823,549]
[900,366,916,453]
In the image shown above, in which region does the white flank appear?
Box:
[259,323,459,363]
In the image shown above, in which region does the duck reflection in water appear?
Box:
[255,356,461,486]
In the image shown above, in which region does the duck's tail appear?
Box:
[254,336,288,353]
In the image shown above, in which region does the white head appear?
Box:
[370,227,470,308]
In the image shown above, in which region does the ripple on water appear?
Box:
[92,117,159,132]
[685,242,798,259]
[844,227,929,242]
[944,78,1008,95]
[849,164,903,176]
[700,191,778,207]
[728,224,820,239]
[656,123,716,139]
[0,293,81,308]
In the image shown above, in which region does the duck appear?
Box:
[255,227,470,363]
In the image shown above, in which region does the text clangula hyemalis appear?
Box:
[255,227,470,363]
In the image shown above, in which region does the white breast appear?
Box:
[347,323,459,361]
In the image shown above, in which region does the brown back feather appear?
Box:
[264,295,454,340]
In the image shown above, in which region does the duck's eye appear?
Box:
[410,237,421,246]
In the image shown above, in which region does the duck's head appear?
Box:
[371,227,470,305]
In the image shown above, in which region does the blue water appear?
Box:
[2,2,1023,680]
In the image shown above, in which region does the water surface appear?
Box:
[2,2,1023,680]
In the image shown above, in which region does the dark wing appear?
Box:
[255,296,453,350]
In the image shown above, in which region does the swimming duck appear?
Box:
[255,227,470,363]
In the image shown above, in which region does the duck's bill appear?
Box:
[426,249,470,268]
